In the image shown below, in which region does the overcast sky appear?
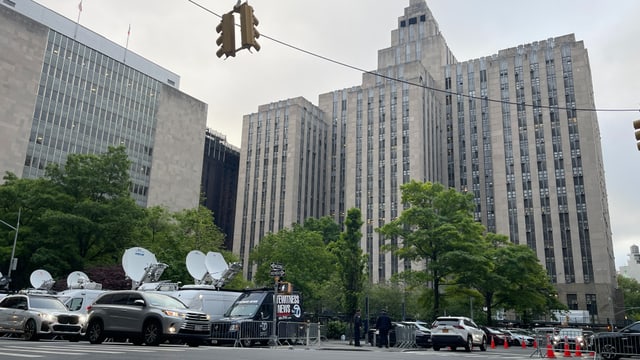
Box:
[33,0,640,270]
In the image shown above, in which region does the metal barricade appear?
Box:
[211,320,323,348]
[530,327,557,358]
[592,331,640,360]
[394,324,418,349]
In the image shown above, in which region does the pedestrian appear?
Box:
[375,309,392,348]
[353,309,362,347]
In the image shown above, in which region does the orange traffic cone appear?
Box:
[533,339,538,348]
[490,337,496,349]
[504,337,509,349]
[522,339,527,349]
[563,336,572,357]
[575,342,582,357]
[546,336,557,358]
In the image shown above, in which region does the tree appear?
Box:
[328,208,366,318]
[376,180,485,319]
[249,224,337,314]
[618,275,640,322]
[303,216,341,244]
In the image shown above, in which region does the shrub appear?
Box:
[326,320,348,339]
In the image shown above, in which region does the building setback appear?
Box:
[0,0,206,212]
[233,0,618,324]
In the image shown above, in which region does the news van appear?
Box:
[210,288,304,346]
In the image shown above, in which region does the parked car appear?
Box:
[553,328,588,350]
[400,321,432,348]
[86,290,211,347]
[590,322,640,360]
[430,316,486,352]
[502,328,535,346]
[481,325,512,346]
[0,293,85,341]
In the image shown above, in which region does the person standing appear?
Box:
[353,309,362,346]
[375,309,392,348]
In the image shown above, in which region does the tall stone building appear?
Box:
[233,0,619,323]
[0,0,206,211]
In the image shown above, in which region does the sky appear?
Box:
[32,0,640,270]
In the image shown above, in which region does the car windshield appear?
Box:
[225,293,264,317]
[29,296,68,311]
[144,293,187,309]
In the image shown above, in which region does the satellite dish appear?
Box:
[30,269,54,290]
[67,271,90,289]
[122,247,158,283]
[186,250,208,283]
[205,252,228,281]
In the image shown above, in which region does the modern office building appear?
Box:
[0,0,206,211]
[201,128,240,250]
[233,0,620,323]
[619,245,640,282]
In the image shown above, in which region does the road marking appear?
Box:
[0,352,42,358]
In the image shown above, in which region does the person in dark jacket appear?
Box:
[353,309,362,346]
[375,309,392,348]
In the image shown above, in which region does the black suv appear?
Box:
[86,290,210,347]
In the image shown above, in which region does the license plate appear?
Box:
[443,329,448,333]
[195,325,207,331]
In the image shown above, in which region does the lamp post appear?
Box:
[0,207,21,284]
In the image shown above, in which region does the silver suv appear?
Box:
[430,316,486,351]
[86,290,210,347]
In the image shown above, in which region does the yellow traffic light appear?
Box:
[277,282,292,294]
[239,3,260,52]
[216,13,236,58]
[634,119,640,151]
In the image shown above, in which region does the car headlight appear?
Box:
[78,314,87,325]
[38,313,55,322]
[205,314,210,320]
[162,310,186,318]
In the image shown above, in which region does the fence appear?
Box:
[591,331,640,359]
[530,327,556,357]
[210,320,322,347]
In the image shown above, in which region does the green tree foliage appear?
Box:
[136,205,226,285]
[328,208,366,318]
[249,224,337,314]
[376,180,485,319]
[303,216,341,244]
[0,147,144,289]
[617,275,640,322]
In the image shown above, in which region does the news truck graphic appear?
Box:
[276,293,302,320]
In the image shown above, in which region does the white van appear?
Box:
[56,289,108,313]
[172,287,242,321]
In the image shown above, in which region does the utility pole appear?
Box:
[0,207,21,286]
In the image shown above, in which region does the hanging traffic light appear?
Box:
[216,12,236,58]
[239,3,260,52]
[634,119,640,151]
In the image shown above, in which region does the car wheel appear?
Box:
[23,319,38,341]
[433,346,440,351]
[600,343,621,360]
[479,337,487,351]
[186,340,201,347]
[142,320,162,346]
[242,339,254,347]
[87,320,105,344]
[464,336,472,352]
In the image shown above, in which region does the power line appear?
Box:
[187,0,640,114]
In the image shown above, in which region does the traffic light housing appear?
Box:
[239,3,260,52]
[216,12,236,58]
[634,119,640,151]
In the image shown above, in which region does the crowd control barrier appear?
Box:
[210,320,322,347]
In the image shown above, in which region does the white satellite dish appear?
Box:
[205,252,228,281]
[122,247,158,283]
[30,269,54,290]
[186,250,208,283]
[66,271,90,289]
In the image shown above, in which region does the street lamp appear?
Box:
[0,207,21,286]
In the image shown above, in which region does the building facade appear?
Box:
[201,129,240,250]
[233,0,618,323]
[0,0,206,211]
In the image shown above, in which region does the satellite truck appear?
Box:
[123,247,242,322]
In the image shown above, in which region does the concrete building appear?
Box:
[233,0,618,323]
[201,129,240,250]
[619,245,640,282]
[0,0,206,211]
